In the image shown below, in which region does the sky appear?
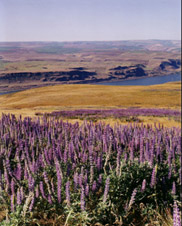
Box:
[0,0,181,42]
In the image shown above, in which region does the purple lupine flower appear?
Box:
[145,140,149,162]
[150,166,156,188]
[156,145,161,163]
[172,182,176,195]
[10,179,15,195]
[141,179,146,192]
[67,163,71,176]
[89,153,93,166]
[11,194,15,212]
[66,181,70,207]
[149,144,154,167]
[92,180,97,192]
[80,186,85,211]
[84,173,88,185]
[98,174,102,185]
[17,188,21,205]
[168,146,172,166]
[43,171,49,184]
[85,184,89,196]
[29,195,35,212]
[124,153,128,162]
[63,149,67,163]
[90,165,94,184]
[173,201,181,226]
[129,146,134,162]
[103,177,110,203]
[139,138,144,164]
[15,164,21,180]
[24,167,29,180]
[128,188,137,210]
[0,170,3,190]
[48,194,53,204]
[28,176,35,192]
[74,172,78,191]
[5,159,12,176]
[116,149,121,176]
[79,173,83,188]
[71,162,76,171]
[51,180,55,193]
[20,186,24,201]
[31,161,36,174]
[44,148,50,165]
[48,148,53,163]
[97,155,102,171]
[82,152,87,163]
[4,169,10,193]
[55,159,62,203]
[57,173,62,203]
[35,186,39,198]
[40,181,46,199]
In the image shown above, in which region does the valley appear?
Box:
[0,40,181,93]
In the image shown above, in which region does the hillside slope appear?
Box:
[0,82,181,115]
[0,41,181,93]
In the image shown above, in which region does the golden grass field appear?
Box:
[0,81,181,127]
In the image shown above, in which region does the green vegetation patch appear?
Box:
[0,47,21,52]
[36,46,82,54]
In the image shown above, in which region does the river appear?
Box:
[0,73,181,95]
[97,73,181,86]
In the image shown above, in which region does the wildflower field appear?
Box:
[36,108,181,124]
[0,113,181,226]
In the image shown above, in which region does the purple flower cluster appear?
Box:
[173,201,181,226]
[0,114,181,214]
[103,177,110,203]
[36,108,181,119]
[128,188,137,209]
[150,166,157,188]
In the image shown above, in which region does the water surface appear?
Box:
[97,73,181,86]
[0,73,181,96]
[0,90,20,95]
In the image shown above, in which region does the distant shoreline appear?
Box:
[93,72,181,86]
[0,72,181,96]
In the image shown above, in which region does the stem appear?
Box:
[64,209,73,226]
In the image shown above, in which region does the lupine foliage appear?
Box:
[0,114,181,225]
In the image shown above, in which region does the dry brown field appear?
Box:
[0,81,181,127]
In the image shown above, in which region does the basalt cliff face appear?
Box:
[159,59,181,70]
[0,63,180,94]
[109,64,146,79]
[0,59,180,86]
[0,70,97,83]
[0,40,181,93]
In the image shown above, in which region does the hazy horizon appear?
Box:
[0,0,181,42]
[0,39,181,43]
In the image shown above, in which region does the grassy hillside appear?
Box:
[0,82,181,127]
[0,81,180,110]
